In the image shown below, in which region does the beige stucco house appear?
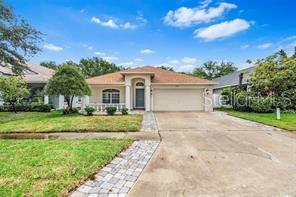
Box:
[84,66,216,112]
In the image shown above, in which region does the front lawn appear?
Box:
[0,111,142,133]
[216,108,296,131]
[0,138,132,196]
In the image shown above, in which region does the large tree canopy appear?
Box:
[248,50,296,109]
[45,62,90,110]
[0,76,29,112]
[40,61,58,70]
[0,0,42,74]
[78,57,124,78]
[192,61,237,80]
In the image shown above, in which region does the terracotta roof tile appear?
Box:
[86,66,215,84]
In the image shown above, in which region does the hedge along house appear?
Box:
[84,66,216,112]
[0,63,80,109]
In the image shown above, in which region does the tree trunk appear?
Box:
[65,97,71,110]
[70,96,74,110]
[11,102,17,113]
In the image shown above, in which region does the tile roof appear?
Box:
[0,63,54,83]
[86,66,215,84]
[213,66,255,89]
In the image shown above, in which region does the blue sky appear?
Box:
[7,0,296,71]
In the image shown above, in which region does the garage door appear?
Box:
[153,88,204,111]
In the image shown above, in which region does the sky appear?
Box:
[6,0,296,72]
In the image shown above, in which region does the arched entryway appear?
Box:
[134,81,145,109]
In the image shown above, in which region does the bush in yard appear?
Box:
[84,106,95,116]
[105,105,117,115]
[249,96,273,113]
[31,104,53,112]
[62,108,79,115]
[45,62,90,114]
[233,91,253,112]
[121,107,128,115]
[0,76,30,113]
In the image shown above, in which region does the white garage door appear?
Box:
[153,88,204,111]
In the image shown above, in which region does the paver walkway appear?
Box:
[140,112,158,132]
[70,140,159,197]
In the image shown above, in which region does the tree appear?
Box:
[0,76,29,112]
[292,46,296,59]
[0,0,42,74]
[79,57,123,78]
[278,49,287,59]
[249,53,296,109]
[45,62,90,111]
[40,61,58,70]
[192,61,237,80]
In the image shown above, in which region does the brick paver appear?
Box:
[70,140,159,197]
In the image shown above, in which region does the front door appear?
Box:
[135,89,145,108]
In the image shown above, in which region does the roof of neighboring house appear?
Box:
[213,66,255,89]
[86,66,216,85]
[0,63,54,83]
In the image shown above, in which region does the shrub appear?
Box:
[105,105,117,115]
[84,105,95,116]
[31,104,53,112]
[62,107,79,115]
[0,103,52,112]
[233,91,253,112]
[121,107,128,115]
[221,87,234,105]
[249,96,273,113]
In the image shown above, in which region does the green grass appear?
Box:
[216,108,296,131]
[0,138,132,196]
[0,111,142,133]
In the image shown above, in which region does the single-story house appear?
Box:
[212,66,254,107]
[84,66,215,112]
[0,63,80,109]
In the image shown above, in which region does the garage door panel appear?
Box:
[153,89,204,111]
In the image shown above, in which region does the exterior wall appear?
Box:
[89,85,125,104]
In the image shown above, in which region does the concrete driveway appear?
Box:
[129,112,296,197]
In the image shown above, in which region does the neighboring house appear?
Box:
[212,66,255,107]
[84,66,215,112]
[0,63,81,109]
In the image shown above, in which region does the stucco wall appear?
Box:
[89,85,125,104]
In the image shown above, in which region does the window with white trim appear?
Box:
[102,89,120,104]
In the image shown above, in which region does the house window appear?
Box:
[136,82,144,87]
[102,89,120,104]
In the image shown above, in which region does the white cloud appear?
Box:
[240,44,249,49]
[87,46,93,50]
[257,43,273,49]
[169,59,179,64]
[91,17,119,29]
[120,61,135,67]
[177,65,195,72]
[94,51,106,56]
[103,56,118,62]
[134,58,143,62]
[122,22,137,30]
[199,0,213,8]
[91,15,143,30]
[140,49,155,55]
[181,57,197,64]
[164,2,237,27]
[43,43,63,52]
[194,19,251,41]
